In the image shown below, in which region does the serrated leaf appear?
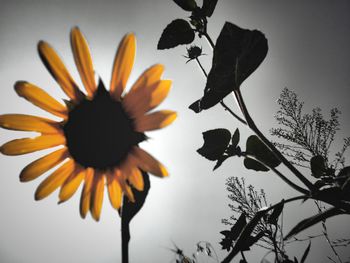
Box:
[244,135,281,172]
[173,0,197,11]
[267,200,284,225]
[197,128,231,161]
[201,0,218,17]
[284,207,343,240]
[310,155,326,178]
[231,128,240,148]
[220,213,247,251]
[190,22,268,112]
[300,242,311,263]
[157,19,195,50]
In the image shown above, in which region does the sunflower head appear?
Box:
[0,27,176,221]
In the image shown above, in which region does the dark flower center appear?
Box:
[63,80,145,170]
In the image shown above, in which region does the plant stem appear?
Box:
[234,89,316,192]
[121,219,130,263]
[202,31,315,193]
[240,251,247,262]
[315,201,343,263]
[243,153,309,195]
[194,57,247,125]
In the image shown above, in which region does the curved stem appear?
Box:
[234,89,316,192]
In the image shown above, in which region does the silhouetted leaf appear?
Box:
[201,0,218,17]
[190,22,268,112]
[244,135,281,172]
[338,166,350,190]
[310,155,326,178]
[197,128,231,161]
[241,231,265,251]
[284,207,343,240]
[173,0,197,11]
[244,158,268,172]
[220,213,247,251]
[158,19,195,50]
[227,208,269,259]
[300,242,311,263]
[121,171,150,224]
[213,155,230,170]
[267,200,284,225]
[231,128,240,148]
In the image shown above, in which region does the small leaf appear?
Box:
[213,155,230,170]
[220,213,247,251]
[310,155,326,178]
[201,0,218,17]
[244,135,281,172]
[284,207,343,240]
[157,19,195,50]
[231,128,240,148]
[267,200,284,225]
[300,242,311,263]
[228,208,269,259]
[197,129,231,161]
[191,22,268,112]
[173,0,197,11]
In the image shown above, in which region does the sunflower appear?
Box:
[0,27,176,221]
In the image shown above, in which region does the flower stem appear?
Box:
[234,89,316,192]
[121,218,130,263]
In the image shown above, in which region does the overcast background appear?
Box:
[0,0,349,262]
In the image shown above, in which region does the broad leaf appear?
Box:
[173,0,197,11]
[213,155,230,170]
[310,155,326,178]
[158,19,195,50]
[190,22,268,112]
[197,128,231,161]
[244,135,281,172]
[201,0,218,17]
[284,207,343,240]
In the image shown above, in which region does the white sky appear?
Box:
[0,0,349,262]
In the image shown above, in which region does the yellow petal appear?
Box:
[90,173,105,221]
[35,159,75,200]
[110,33,136,100]
[80,168,94,219]
[123,80,171,118]
[131,147,168,177]
[0,114,61,134]
[58,167,84,203]
[134,110,177,132]
[1,134,66,156]
[38,41,84,102]
[122,156,144,191]
[14,81,67,119]
[20,147,69,182]
[122,64,164,105]
[115,168,135,203]
[70,27,96,97]
[106,172,122,210]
